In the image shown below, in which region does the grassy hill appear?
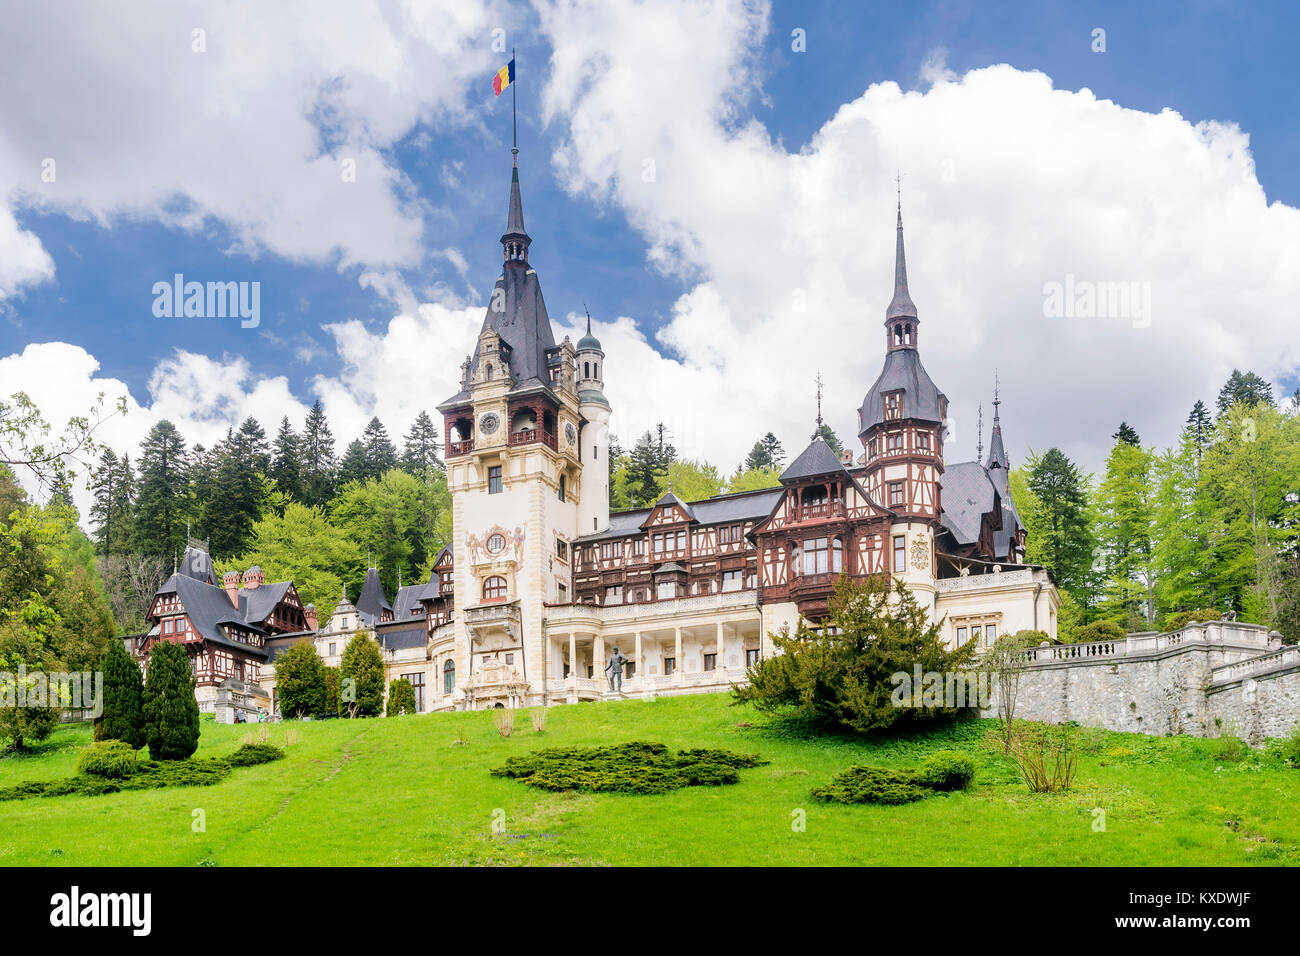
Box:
[1,692,1298,866]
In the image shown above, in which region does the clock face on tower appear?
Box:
[479,412,500,435]
[565,422,577,446]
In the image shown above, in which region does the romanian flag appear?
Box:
[492,58,515,96]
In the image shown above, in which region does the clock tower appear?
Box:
[437,152,587,708]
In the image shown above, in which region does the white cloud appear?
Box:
[0,0,510,302]
[535,0,1300,476]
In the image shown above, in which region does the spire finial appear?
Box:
[885,176,917,329]
[814,369,824,437]
[992,369,1001,421]
[584,303,592,336]
[977,402,984,462]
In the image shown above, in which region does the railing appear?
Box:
[1209,644,1300,685]
[462,602,521,628]
[797,503,843,521]
[936,568,1036,592]
[549,588,758,623]
[509,428,536,445]
[1021,621,1279,666]
[447,440,474,457]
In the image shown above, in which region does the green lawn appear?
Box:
[1,693,1297,866]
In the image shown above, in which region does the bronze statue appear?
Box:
[605,646,629,692]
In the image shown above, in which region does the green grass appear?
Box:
[1,694,1298,866]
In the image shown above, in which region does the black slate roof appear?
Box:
[355,567,392,626]
[376,619,428,652]
[239,581,291,626]
[858,347,947,433]
[781,437,848,481]
[939,461,998,546]
[169,574,269,659]
[576,487,784,544]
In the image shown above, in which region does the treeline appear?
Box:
[1013,371,1300,642]
[0,464,118,736]
[87,404,450,632]
[607,423,843,509]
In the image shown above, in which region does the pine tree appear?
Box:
[132,421,189,559]
[269,417,302,499]
[744,432,786,471]
[142,640,200,759]
[94,639,145,748]
[400,411,443,476]
[362,417,398,479]
[1184,400,1213,465]
[626,432,664,507]
[301,400,337,507]
[206,432,265,559]
[339,634,385,717]
[233,416,270,473]
[1112,422,1141,446]
[1025,448,1094,596]
[90,448,134,557]
[814,423,844,457]
[1216,369,1275,415]
[338,439,369,488]
[1094,439,1157,623]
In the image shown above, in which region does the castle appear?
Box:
[136,150,1063,718]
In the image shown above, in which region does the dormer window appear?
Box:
[883,391,902,420]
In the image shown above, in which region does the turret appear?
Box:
[576,309,611,535]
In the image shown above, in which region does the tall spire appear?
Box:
[502,127,530,266]
[885,178,918,353]
[987,371,1009,470]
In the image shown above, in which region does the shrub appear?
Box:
[1162,609,1223,632]
[1281,725,1300,767]
[1067,620,1126,645]
[94,640,145,748]
[275,641,327,718]
[0,756,233,801]
[339,635,385,717]
[734,577,979,735]
[1008,723,1078,792]
[915,750,978,791]
[530,708,546,733]
[494,708,515,738]
[811,766,930,805]
[226,743,284,767]
[1211,735,1247,763]
[491,741,766,795]
[386,678,417,717]
[76,740,140,779]
[142,640,200,760]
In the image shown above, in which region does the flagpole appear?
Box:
[511,47,517,155]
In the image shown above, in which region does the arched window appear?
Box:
[559,475,566,502]
[832,536,844,574]
[594,362,599,378]
[584,361,590,378]
[486,363,494,380]
[443,659,455,694]
[483,576,507,601]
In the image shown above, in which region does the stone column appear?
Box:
[594,634,606,693]
[567,631,578,705]
[716,621,726,677]
[674,626,683,683]
[634,631,643,685]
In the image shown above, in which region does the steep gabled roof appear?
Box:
[781,436,847,482]
[239,581,292,626]
[170,575,268,659]
[354,567,392,626]
[938,462,998,546]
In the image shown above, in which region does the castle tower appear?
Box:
[437,153,584,709]
[575,309,611,535]
[858,199,947,616]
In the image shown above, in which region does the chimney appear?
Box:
[242,565,263,590]
[841,449,855,466]
[223,571,240,606]
[304,604,319,631]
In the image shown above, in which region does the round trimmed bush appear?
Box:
[1162,609,1222,632]
[915,750,978,791]
[76,740,141,779]
[1067,620,1126,645]
[810,766,930,805]
[227,743,285,767]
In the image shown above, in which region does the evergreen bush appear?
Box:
[226,743,284,766]
[1162,609,1223,632]
[914,750,978,791]
[811,766,931,805]
[76,740,141,778]
[142,640,200,759]
[1067,620,1126,645]
[94,640,145,748]
[386,678,416,717]
[491,741,766,794]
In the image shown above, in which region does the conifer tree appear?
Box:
[142,640,200,759]
[94,639,145,748]
[1216,369,1275,415]
[132,420,189,558]
[1112,422,1141,446]
[1025,448,1094,596]
[362,417,398,478]
[400,411,443,476]
[89,448,134,557]
[300,400,337,507]
[338,439,369,488]
[233,416,270,473]
[269,416,302,499]
[744,432,786,471]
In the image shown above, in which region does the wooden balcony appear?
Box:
[508,428,558,451]
[447,439,474,457]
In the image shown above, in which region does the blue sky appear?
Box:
[1,0,1297,510]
